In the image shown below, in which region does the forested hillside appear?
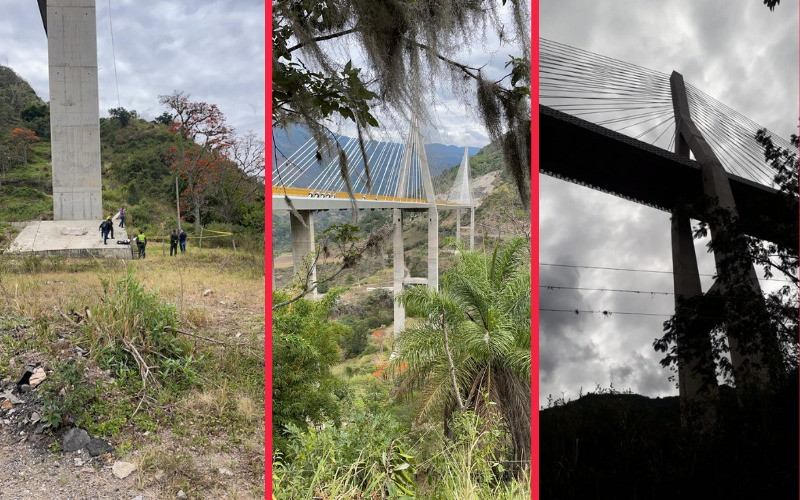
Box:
[0,67,264,250]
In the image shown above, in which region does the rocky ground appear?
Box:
[0,251,265,499]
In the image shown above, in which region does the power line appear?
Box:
[107,0,121,108]
[539,308,729,321]
[540,284,794,300]
[541,285,672,295]
[540,307,671,317]
[539,262,795,283]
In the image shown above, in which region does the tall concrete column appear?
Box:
[415,127,439,291]
[393,208,405,336]
[48,0,103,220]
[455,209,461,245]
[670,71,775,388]
[469,206,475,250]
[290,210,316,294]
[427,207,439,290]
[672,215,719,426]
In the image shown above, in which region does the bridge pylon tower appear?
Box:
[393,119,439,336]
[450,147,476,250]
[669,71,779,426]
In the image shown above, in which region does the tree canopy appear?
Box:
[272,0,531,204]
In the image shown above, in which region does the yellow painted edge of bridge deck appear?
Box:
[271,186,464,207]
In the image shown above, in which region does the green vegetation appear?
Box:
[0,67,265,254]
[273,240,531,497]
[0,252,265,497]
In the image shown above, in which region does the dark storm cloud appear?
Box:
[539,0,797,405]
[1,1,265,139]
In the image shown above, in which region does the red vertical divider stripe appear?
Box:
[264,0,273,498]
[530,2,539,499]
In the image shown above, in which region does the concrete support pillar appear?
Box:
[427,207,439,290]
[290,210,316,295]
[672,215,719,427]
[393,208,405,336]
[671,71,776,389]
[469,206,475,251]
[48,0,103,220]
[455,209,461,245]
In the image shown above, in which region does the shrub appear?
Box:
[83,269,200,392]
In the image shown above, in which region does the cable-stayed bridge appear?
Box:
[272,121,476,333]
[540,38,798,426]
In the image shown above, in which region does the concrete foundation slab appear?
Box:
[7,221,131,259]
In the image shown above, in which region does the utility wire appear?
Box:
[107,0,121,108]
[539,262,795,283]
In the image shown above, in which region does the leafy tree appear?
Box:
[154,112,173,126]
[20,102,47,122]
[213,130,265,226]
[159,91,231,234]
[20,102,49,139]
[392,238,531,468]
[655,129,799,392]
[108,107,138,127]
[7,127,39,165]
[272,289,348,452]
[272,0,531,204]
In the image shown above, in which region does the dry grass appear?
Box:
[0,247,265,498]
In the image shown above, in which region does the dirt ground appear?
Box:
[0,249,265,499]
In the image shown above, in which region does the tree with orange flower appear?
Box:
[158,91,231,235]
[8,127,39,165]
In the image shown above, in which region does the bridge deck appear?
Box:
[540,105,795,250]
[272,186,468,211]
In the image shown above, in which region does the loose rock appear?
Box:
[86,438,114,457]
[111,461,136,479]
[62,428,90,452]
[28,368,46,388]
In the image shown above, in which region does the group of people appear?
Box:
[170,229,188,256]
[99,207,188,259]
[98,208,126,245]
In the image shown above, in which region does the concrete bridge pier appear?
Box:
[393,208,406,335]
[455,208,475,251]
[456,209,461,245]
[427,207,439,290]
[469,206,475,250]
[47,0,103,220]
[671,214,719,428]
[290,210,316,296]
[671,71,777,391]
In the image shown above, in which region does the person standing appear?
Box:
[99,218,111,245]
[179,229,187,253]
[170,230,179,256]
[118,207,126,228]
[136,233,147,259]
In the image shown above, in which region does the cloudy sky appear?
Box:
[539,0,798,407]
[0,0,264,139]
[289,3,528,148]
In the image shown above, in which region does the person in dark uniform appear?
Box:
[99,217,113,245]
[179,229,187,253]
[136,233,147,259]
[170,230,179,256]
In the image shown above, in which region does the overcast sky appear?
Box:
[0,0,264,139]
[539,0,798,407]
[291,3,528,148]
